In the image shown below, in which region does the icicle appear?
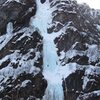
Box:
[6,22,13,34]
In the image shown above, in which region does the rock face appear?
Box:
[0,0,47,99]
[0,0,36,35]
[51,0,100,99]
[50,0,100,100]
[0,0,100,100]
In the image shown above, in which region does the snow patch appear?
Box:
[21,80,31,87]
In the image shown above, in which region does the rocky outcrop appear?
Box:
[50,0,100,99]
[0,73,47,100]
[0,0,100,100]
[0,27,47,99]
[0,0,36,35]
[0,0,47,99]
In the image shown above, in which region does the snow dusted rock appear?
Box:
[0,27,48,99]
[0,0,47,99]
[44,0,100,100]
[50,0,100,100]
[0,0,100,100]
[0,0,36,35]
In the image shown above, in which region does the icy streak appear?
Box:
[31,0,64,100]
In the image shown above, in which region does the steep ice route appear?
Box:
[31,0,76,100]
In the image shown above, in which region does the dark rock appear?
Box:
[0,31,43,81]
[0,0,36,35]
[74,43,88,51]
[63,70,84,100]
[63,67,100,100]
[0,0,100,100]
[0,59,10,69]
[78,90,100,100]
[40,0,46,4]
[54,29,84,53]
[68,55,89,65]
[0,73,47,99]
[83,73,100,93]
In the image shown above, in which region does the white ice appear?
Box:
[0,22,14,50]
[31,0,77,100]
[6,22,13,34]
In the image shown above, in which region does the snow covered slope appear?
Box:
[0,0,100,100]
